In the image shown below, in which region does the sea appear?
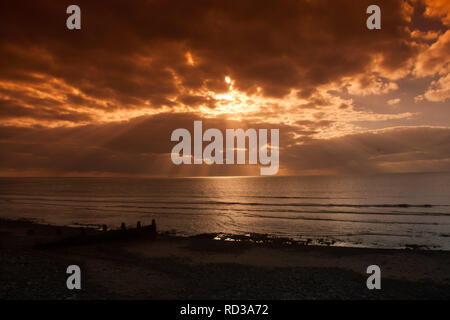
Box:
[1,173,449,250]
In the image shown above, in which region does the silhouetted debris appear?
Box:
[39,221,157,248]
[405,244,429,250]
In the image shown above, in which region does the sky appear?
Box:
[0,0,449,177]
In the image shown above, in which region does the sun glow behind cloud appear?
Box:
[0,0,449,177]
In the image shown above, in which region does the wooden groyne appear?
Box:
[40,220,157,248]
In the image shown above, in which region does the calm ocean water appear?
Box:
[1,173,450,250]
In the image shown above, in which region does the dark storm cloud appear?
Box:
[0,0,417,120]
[1,112,449,176]
[1,0,449,176]
[0,113,279,175]
[285,126,450,174]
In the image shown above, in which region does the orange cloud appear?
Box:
[424,0,450,25]
[0,0,449,176]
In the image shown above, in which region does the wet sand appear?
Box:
[1,218,450,299]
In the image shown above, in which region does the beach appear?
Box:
[1,218,450,300]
